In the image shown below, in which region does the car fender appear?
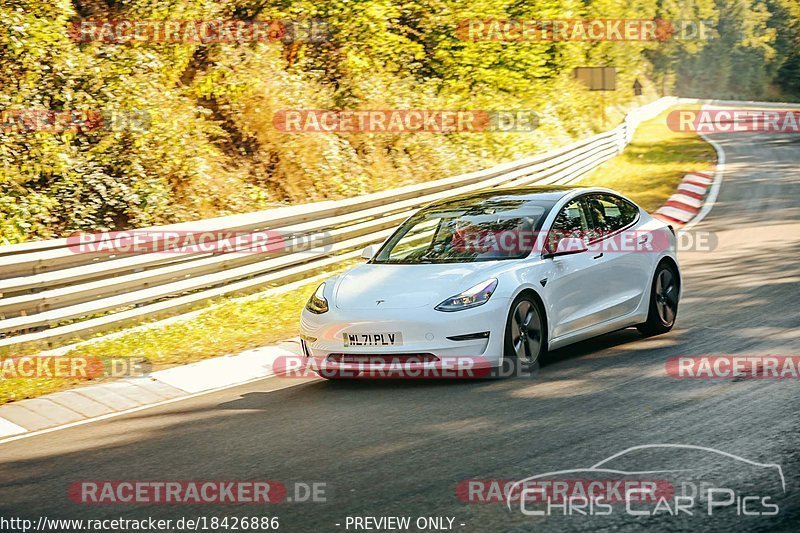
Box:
[504,282,551,348]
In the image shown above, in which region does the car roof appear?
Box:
[423,185,590,211]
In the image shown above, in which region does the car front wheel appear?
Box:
[504,294,546,375]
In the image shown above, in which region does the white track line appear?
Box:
[0,375,318,446]
[681,129,726,231]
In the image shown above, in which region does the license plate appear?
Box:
[343,332,403,347]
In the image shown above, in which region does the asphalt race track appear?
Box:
[1,123,798,532]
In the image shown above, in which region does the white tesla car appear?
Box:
[300,186,680,378]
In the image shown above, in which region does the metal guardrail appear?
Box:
[0,97,679,351]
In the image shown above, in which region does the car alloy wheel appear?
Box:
[509,298,543,366]
[637,261,680,336]
[654,268,678,327]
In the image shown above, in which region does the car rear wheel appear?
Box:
[505,294,546,375]
[637,261,680,336]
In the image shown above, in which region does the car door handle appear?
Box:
[593,253,604,259]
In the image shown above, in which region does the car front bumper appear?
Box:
[299,297,510,373]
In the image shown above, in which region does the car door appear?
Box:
[542,196,609,339]
[583,193,650,321]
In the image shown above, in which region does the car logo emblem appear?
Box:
[376,299,385,305]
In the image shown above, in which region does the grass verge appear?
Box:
[578,105,716,212]
[0,267,353,404]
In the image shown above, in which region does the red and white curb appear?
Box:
[652,171,714,227]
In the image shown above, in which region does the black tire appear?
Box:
[504,293,547,376]
[637,261,680,336]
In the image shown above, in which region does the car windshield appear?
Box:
[373,199,548,264]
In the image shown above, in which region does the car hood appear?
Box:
[334,262,502,310]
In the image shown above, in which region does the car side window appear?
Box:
[547,198,590,252]
[585,194,638,236]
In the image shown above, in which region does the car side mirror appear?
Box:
[545,237,588,258]
[361,244,378,260]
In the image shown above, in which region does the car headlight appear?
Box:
[305,282,329,314]
[435,279,498,312]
